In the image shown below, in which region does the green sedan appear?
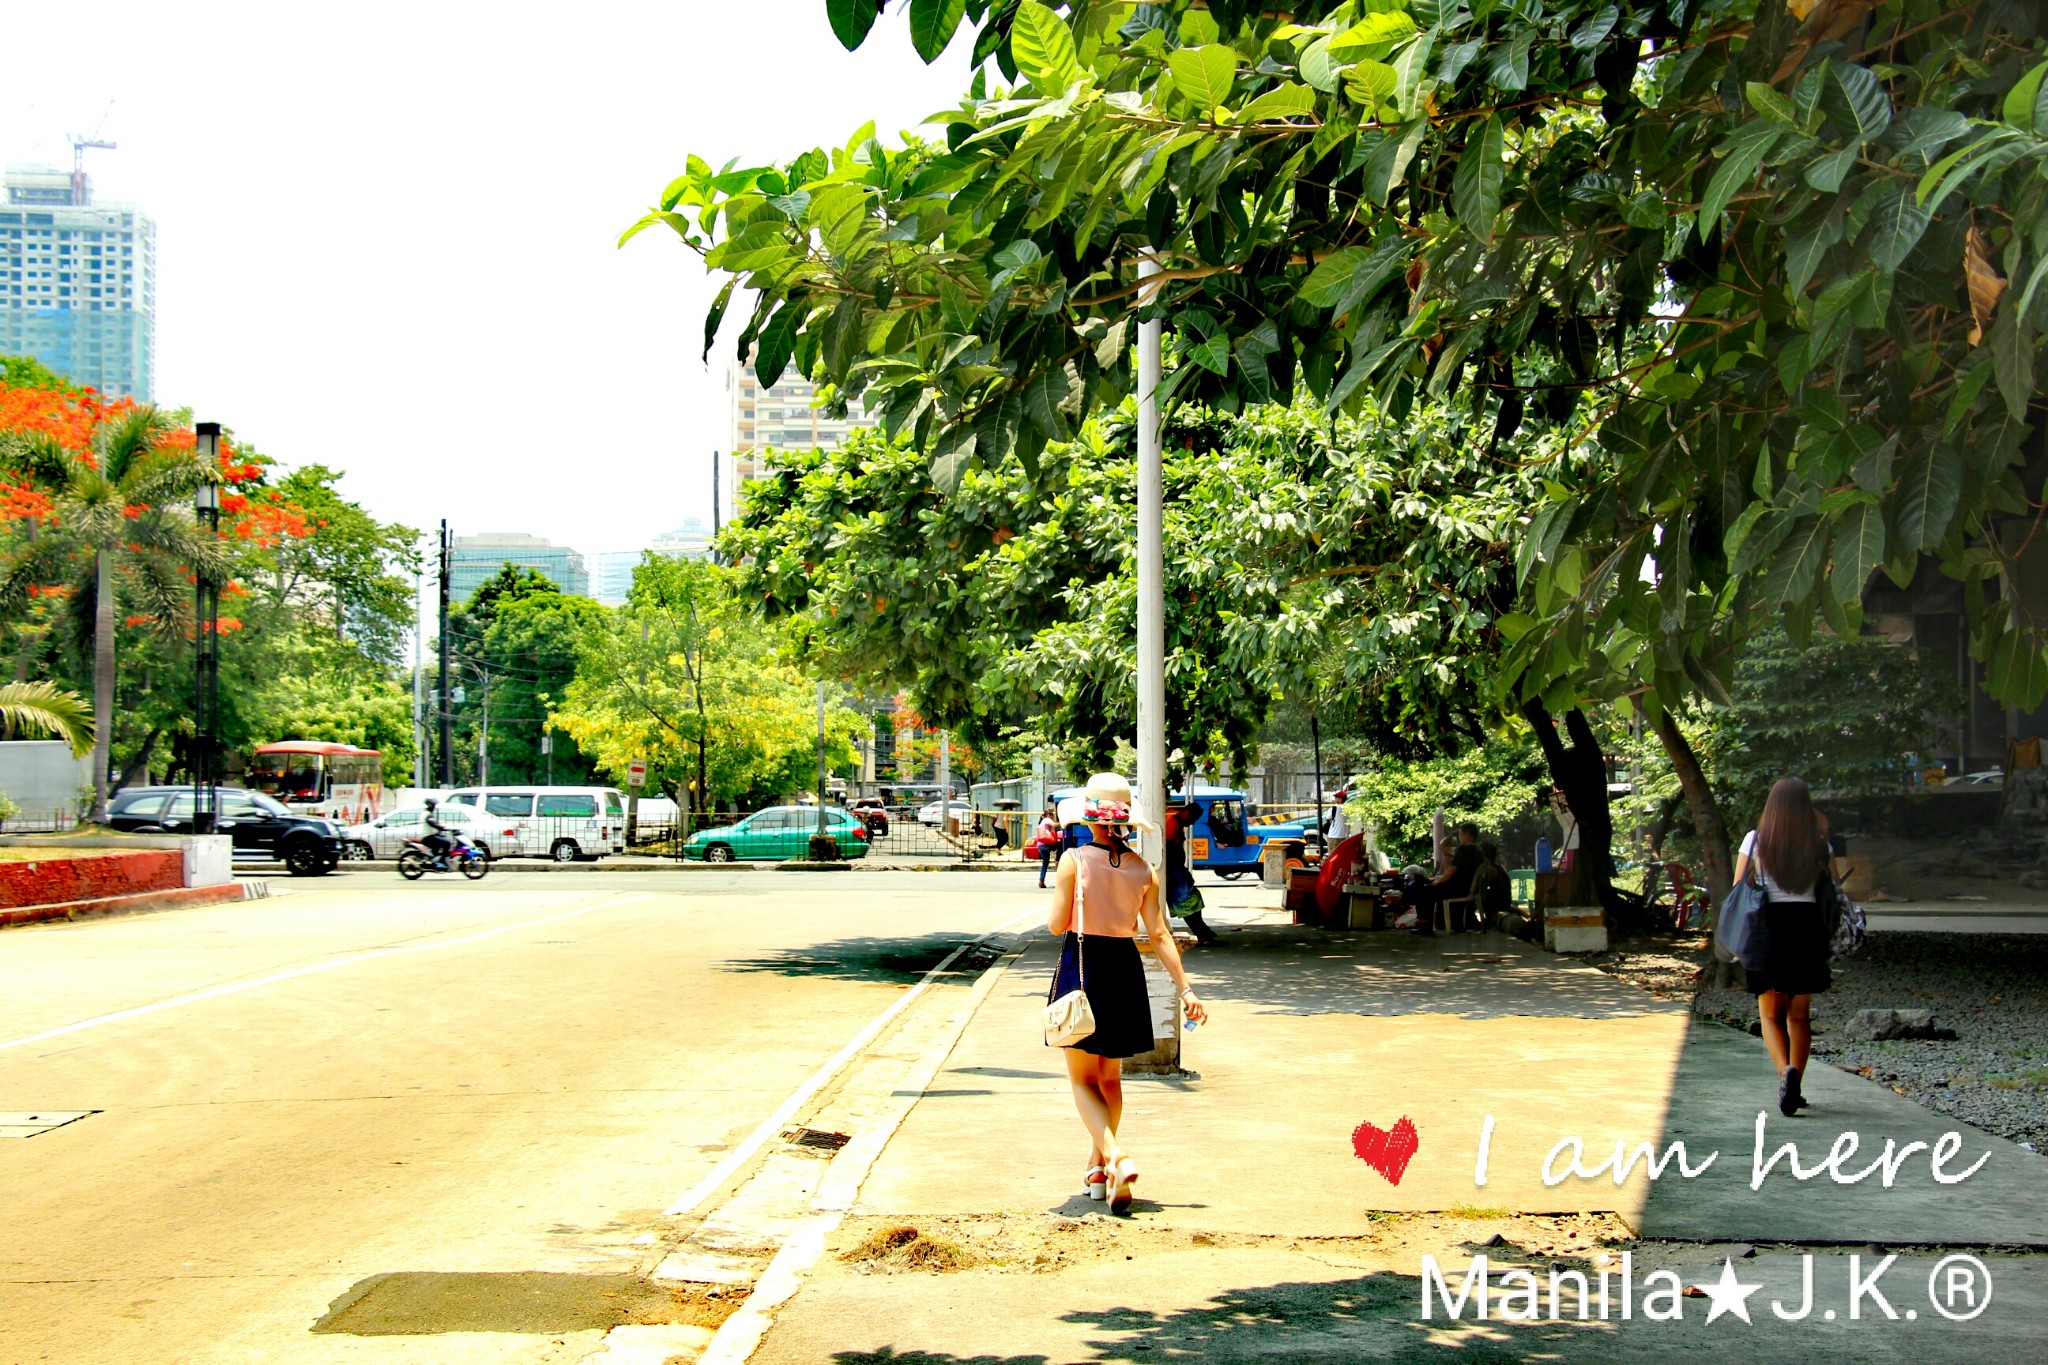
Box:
[683,805,873,862]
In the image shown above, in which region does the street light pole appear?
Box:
[437,521,453,787]
[193,423,222,837]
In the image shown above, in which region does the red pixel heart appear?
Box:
[1351,1116,1420,1185]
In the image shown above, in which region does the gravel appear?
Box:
[1693,932,2048,1151]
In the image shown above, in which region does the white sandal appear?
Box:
[1083,1164,1108,1200]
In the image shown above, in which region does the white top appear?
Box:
[1738,829,1817,902]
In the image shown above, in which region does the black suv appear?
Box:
[107,786,344,876]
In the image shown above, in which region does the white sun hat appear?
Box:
[1055,772,1156,835]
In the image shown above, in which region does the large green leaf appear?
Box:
[1238,82,1318,122]
[826,0,881,51]
[1990,630,2048,709]
[908,0,966,63]
[752,301,804,389]
[1168,44,1237,112]
[1022,362,1080,440]
[1829,502,1885,604]
[1488,29,1532,91]
[1763,517,1828,607]
[1989,309,2036,424]
[1697,122,1781,239]
[2004,60,2048,133]
[1298,236,1406,316]
[1889,445,1962,553]
[1860,183,1933,272]
[1451,116,1505,241]
[1329,10,1418,62]
[1827,62,1892,144]
[1011,1,1080,94]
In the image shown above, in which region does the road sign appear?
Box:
[627,760,646,788]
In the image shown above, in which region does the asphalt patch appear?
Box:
[312,1271,736,1335]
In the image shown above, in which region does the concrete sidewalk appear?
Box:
[740,902,2048,1363]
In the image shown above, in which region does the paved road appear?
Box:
[0,869,1040,1364]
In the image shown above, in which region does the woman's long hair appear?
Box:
[1756,777,1825,896]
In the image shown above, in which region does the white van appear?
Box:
[442,785,629,862]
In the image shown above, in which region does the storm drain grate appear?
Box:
[0,1110,97,1139]
[782,1126,852,1153]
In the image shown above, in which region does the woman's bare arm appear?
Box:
[1047,851,1079,934]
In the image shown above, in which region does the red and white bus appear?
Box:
[249,742,385,824]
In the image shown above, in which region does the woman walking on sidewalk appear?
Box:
[1046,774,1206,1213]
[1732,777,1838,1117]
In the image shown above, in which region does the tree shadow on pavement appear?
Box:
[825,1272,1584,1363]
[1181,928,1667,1021]
[719,933,972,984]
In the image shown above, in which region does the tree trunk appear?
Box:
[1650,707,1733,905]
[1521,700,1626,921]
[91,549,115,823]
[115,728,162,797]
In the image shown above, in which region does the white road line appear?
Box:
[663,903,1043,1218]
[0,895,652,1054]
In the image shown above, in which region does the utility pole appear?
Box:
[711,452,722,566]
[476,668,491,786]
[438,521,453,787]
[412,559,426,789]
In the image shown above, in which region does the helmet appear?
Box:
[424,797,438,810]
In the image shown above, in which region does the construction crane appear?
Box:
[68,104,116,207]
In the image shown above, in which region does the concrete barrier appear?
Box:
[0,835,234,888]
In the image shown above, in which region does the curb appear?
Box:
[0,879,270,930]
[487,861,760,874]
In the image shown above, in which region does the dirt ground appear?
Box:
[832,1209,1633,1279]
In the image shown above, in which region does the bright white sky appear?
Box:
[1,1,975,560]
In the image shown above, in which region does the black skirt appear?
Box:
[1047,933,1157,1058]
[1745,895,1833,997]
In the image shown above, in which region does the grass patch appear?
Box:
[1988,1069,2048,1090]
[1445,1206,1511,1219]
[840,1224,979,1272]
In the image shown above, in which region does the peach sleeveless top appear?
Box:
[1072,842,1149,937]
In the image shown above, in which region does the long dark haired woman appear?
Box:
[1046,773,1206,1213]
[1732,777,1837,1116]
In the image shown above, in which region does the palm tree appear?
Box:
[0,679,94,752]
[1,406,220,820]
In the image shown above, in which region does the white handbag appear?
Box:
[1044,862,1096,1047]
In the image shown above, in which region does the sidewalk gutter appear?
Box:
[693,925,1032,1365]
[0,879,270,930]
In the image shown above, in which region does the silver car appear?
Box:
[342,803,513,861]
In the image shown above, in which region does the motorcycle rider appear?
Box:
[420,798,457,871]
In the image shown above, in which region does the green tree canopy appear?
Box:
[553,556,866,808]
[641,0,2048,714]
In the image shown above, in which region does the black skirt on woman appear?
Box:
[1745,895,1833,997]
[1047,932,1157,1058]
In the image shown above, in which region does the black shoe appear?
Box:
[1778,1066,1803,1117]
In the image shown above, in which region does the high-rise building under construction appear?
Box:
[1,163,156,399]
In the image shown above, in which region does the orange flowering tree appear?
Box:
[0,382,258,816]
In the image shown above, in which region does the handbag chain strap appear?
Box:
[1072,849,1086,987]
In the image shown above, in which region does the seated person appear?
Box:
[1403,822,1483,934]
[420,800,456,867]
[1476,842,1513,929]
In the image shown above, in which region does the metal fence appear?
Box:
[627,803,1027,863]
[0,805,84,835]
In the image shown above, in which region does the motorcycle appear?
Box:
[398,831,490,881]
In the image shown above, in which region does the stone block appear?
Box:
[1547,922,1609,953]
[1842,1008,1955,1041]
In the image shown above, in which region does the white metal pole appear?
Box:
[1136,254,1166,877]
[938,730,952,832]
[816,680,828,844]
